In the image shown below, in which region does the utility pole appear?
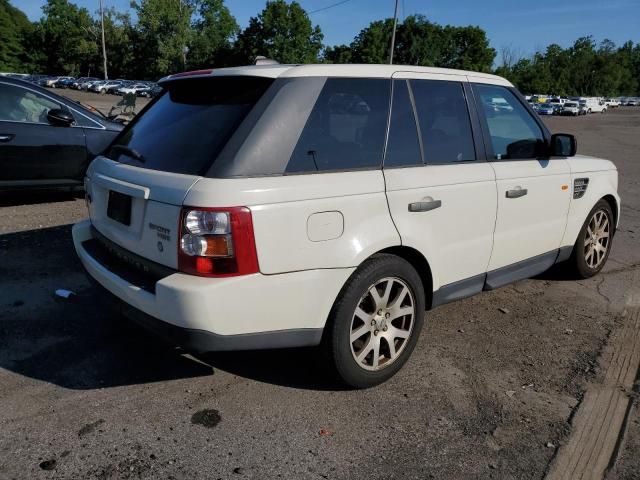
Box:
[99,0,108,79]
[389,0,399,64]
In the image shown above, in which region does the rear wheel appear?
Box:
[322,254,425,388]
[566,200,614,278]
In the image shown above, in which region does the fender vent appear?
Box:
[573,178,589,199]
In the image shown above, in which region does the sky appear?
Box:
[10,0,640,57]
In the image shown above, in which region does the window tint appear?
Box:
[286,78,389,173]
[0,83,61,124]
[108,76,273,175]
[385,80,422,167]
[410,80,475,164]
[475,84,544,159]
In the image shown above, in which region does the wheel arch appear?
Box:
[602,194,619,231]
[377,245,434,310]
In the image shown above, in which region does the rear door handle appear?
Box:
[0,134,14,142]
[506,188,528,199]
[408,199,442,212]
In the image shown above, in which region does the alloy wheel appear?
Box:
[350,277,415,371]
[584,209,610,269]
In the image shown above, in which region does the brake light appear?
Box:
[178,207,259,277]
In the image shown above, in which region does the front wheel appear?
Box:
[566,200,614,278]
[322,254,425,388]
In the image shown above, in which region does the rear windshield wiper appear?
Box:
[108,144,145,163]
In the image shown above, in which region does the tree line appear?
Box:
[1,0,639,95]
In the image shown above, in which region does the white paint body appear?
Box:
[73,64,620,340]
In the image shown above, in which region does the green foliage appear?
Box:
[235,0,323,64]
[498,36,640,96]
[0,0,33,71]
[322,44,353,64]
[347,15,496,72]
[30,0,98,76]
[131,0,194,79]
[2,0,639,96]
[188,0,239,68]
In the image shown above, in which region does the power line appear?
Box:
[308,0,353,15]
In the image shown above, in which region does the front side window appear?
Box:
[286,78,390,173]
[474,84,545,160]
[410,79,476,164]
[0,83,61,124]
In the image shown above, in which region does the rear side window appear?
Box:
[410,80,476,164]
[108,76,273,175]
[385,80,422,167]
[474,84,544,159]
[286,78,390,173]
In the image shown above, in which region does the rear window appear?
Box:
[107,76,273,175]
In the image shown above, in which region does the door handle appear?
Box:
[506,188,528,199]
[408,199,442,212]
[0,134,14,143]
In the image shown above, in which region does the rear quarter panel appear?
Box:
[183,170,401,274]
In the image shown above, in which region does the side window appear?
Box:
[410,79,476,164]
[286,78,390,173]
[474,84,544,160]
[384,80,422,167]
[0,83,61,124]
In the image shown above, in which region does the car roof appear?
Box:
[160,63,512,87]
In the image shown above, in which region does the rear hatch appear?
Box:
[86,75,274,269]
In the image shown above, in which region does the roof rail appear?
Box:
[254,56,279,66]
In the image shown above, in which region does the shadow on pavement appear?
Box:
[0,188,83,207]
[196,347,347,391]
[0,224,343,391]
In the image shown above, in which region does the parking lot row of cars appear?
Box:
[526,95,640,116]
[0,73,162,98]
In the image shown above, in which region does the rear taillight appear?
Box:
[178,207,259,277]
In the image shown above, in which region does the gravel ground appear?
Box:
[0,104,638,479]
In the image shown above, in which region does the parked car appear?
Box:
[625,98,639,106]
[73,64,619,388]
[536,103,555,115]
[72,77,97,89]
[136,84,163,98]
[117,83,151,96]
[49,76,74,88]
[605,98,620,108]
[56,77,77,89]
[89,80,123,94]
[106,82,127,95]
[581,98,607,113]
[561,102,581,116]
[41,76,62,87]
[81,78,101,91]
[0,77,123,189]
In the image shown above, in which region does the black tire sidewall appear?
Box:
[573,200,614,278]
[327,254,425,389]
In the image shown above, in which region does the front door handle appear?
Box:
[0,134,14,142]
[506,188,528,199]
[408,199,442,212]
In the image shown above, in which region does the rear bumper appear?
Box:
[72,220,353,350]
[90,280,323,352]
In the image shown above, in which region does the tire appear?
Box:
[321,254,425,388]
[566,199,614,278]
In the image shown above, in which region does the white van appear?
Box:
[73,64,620,388]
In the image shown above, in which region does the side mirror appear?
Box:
[549,133,576,157]
[47,108,75,127]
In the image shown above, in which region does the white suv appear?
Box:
[73,64,620,388]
